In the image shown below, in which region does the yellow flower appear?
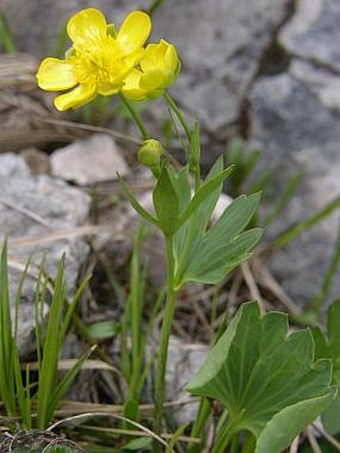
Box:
[122,39,180,101]
[36,8,151,111]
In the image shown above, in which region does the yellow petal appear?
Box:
[139,69,164,90]
[97,84,120,96]
[54,84,96,111]
[164,44,180,73]
[123,48,145,69]
[140,40,168,72]
[36,57,78,91]
[122,69,146,101]
[117,11,151,54]
[67,8,107,47]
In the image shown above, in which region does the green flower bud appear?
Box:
[138,139,163,169]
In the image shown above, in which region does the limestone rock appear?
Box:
[0,153,91,358]
[149,0,292,133]
[279,0,340,72]
[50,134,129,185]
[251,63,340,304]
[165,337,208,423]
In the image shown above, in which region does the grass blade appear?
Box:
[272,196,340,249]
[0,10,16,54]
[36,255,66,428]
[0,239,16,415]
[264,172,303,227]
[312,228,340,313]
[47,345,96,424]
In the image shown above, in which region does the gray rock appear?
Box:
[290,59,340,113]
[251,62,340,304]
[279,0,340,72]
[165,337,208,424]
[149,0,292,133]
[50,134,129,185]
[0,153,91,358]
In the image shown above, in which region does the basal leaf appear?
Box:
[321,392,340,435]
[312,299,340,433]
[186,302,334,449]
[255,389,336,453]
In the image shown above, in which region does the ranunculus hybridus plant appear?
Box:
[36,8,180,110]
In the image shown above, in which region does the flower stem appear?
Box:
[153,234,177,451]
[119,93,150,141]
[163,91,192,143]
[148,0,165,15]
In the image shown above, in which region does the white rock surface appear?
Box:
[51,134,129,185]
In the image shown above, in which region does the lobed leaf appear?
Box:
[186,302,335,451]
[173,157,224,275]
[177,193,262,286]
[175,164,234,230]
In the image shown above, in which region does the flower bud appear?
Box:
[138,139,163,168]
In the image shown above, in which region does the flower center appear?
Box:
[71,36,128,87]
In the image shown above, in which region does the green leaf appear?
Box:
[153,167,179,235]
[174,157,224,275]
[171,165,192,213]
[122,436,152,450]
[321,392,340,435]
[0,11,16,54]
[312,299,340,434]
[0,239,16,415]
[85,320,120,340]
[189,121,201,171]
[36,256,67,428]
[124,398,140,423]
[182,228,262,285]
[186,302,334,450]
[166,423,189,452]
[255,390,336,453]
[47,345,96,424]
[272,196,340,249]
[118,175,160,228]
[264,171,303,227]
[178,193,262,285]
[175,165,234,230]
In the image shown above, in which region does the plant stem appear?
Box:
[188,398,212,452]
[148,0,165,15]
[231,432,240,453]
[120,93,149,141]
[163,92,192,143]
[153,235,177,451]
[211,410,244,453]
